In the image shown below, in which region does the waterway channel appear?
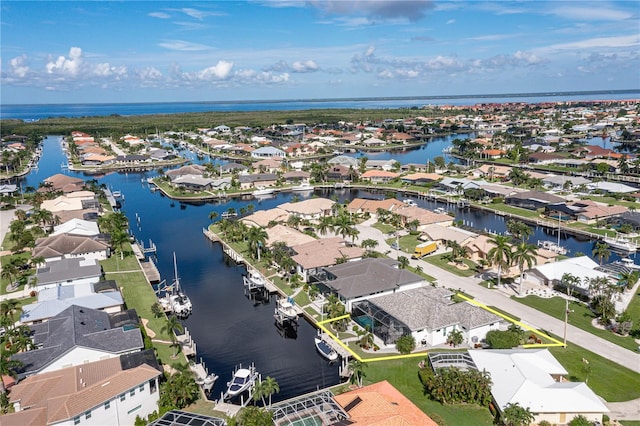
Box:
[18,135,632,402]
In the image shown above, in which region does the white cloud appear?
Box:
[148,12,170,19]
[9,55,29,78]
[46,47,83,76]
[291,60,319,73]
[158,40,212,52]
[196,60,234,80]
[548,5,633,21]
[544,34,640,51]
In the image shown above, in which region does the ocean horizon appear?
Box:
[2,89,638,121]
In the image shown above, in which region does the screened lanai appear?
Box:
[352,299,412,345]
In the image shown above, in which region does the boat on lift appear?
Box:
[314,336,338,361]
[225,364,259,399]
[252,186,275,196]
[275,297,298,321]
[291,182,315,192]
[169,253,192,318]
[603,236,638,253]
[537,240,568,255]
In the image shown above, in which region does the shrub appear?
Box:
[485,329,522,349]
[395,335,416,354]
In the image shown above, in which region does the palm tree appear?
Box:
[618,270,639,292]
[506,219,533,242]
[397,255,410,269]
[347,359,367,388]
[247,226,268,261]
[161,315,184,358]
[486,235,512,288]
[333,214,353,240]
[316,216,334,236]
[511,242,538,295]
[0,264,18,291]
[208,211,219,222]
[261,376,279,407]
[592,242,611,265]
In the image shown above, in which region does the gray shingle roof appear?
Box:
[35,257,102,287]
[321,258,423,299]
[13,305,143,378]
[367,286,501,331]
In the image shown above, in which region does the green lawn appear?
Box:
[422,253,478,277]
[549,339,640,402]
[364,358,494,426]
[372,221,397,235]
[513,295,639,352]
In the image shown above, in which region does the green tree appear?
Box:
[501,402,535,426]
[234,406,273,426]
[592,242,611,265]
[487,235,512,288]
[348,359,367,387]
[246,226,268,261]
[161,315,184,358]
[208,211,219,222]
[395,335,416,354]
[506,220,533,242]
[316,215,334,236]
[447,329,464,347]
[568,414,592,426]
[261,376,279,407]
[397,255,409,269]
[158,372,199,411]
[511,242,537,295]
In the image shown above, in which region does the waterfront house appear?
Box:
[327,164,354,182]
[361,137,386,147]
[20,280,124,325]
[4,355,161,426]
[242,208,290,228]
[360,170,399,184]
[395,206,454,229]
[467,349,608,425]
[334,380,439,425]
[541,175,591,189]
[546,199,628,223]
[437,177,485,194]
[238,173,278,190]
[291,237,365,282]
[328,155,358,168]
[0,184,18,196]
[35,257,103,290]
[282,170,311,183]
[388,132,415,145]
[419,224,477,246]
[525,256,610,295]
[480,149,505,159]
[33,234,110,263]
[41,191,98,213]
[352,286,502,347]
[12,305,144,379]
[401,172,443,185]
[505,190,565,211]
[346,198,407,216]
[265,224,316,248]
[365,159,398,171]
[278,197,335,220]
[607,211,640,231]
[253,157,283,173]
[462,234,495,264]
[219,162,249,174]
[526,152,566,165]
[165,164,207,180]
[40,174,85,194]
[313,258,425,311]
[250,146,286,159]
[471,164,512,180]
[115,154,150,164]
[587,181,638,195]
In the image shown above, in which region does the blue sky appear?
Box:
[1,1,639,104]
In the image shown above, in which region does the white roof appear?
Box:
[587,181,637,194]
[531,256,609,286]
[52,218,100,236]
[468,349,608,414]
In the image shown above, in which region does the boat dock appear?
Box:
[139,258,161,283]
[176,327,196,357]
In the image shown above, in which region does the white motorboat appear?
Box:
[275,298,299,321]
[314,337,338,361]
[433,207,448,214]
[603,237,638,253]
[253,186,274,196]
[243,270,266,290]
[221,211,237,219]
[402,199,417,207]
[291,182,314,192]
[537,240,568,255]
[225,365,259,399]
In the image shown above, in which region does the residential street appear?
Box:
[354,219,640,374]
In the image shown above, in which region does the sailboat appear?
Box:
[537,213,568,255]
[169,252,192,318]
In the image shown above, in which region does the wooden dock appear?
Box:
[139,258,161,283]
[176,327,196,357]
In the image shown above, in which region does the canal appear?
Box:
[20,135,632,402]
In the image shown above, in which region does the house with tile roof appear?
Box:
[33,234,110,263]
[291,237,365,282]
[40,174,85,193]
[352,285,502,346]
[12,305,143,380]
[360,170,399,184]
[467,349,608,425]
[265,225,316,248]
[346,198,407,215]
[3,355,161,426]
[334,380,438,425]
[277,197,335,220]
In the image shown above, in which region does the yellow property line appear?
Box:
[455,293,565,347]
[315,292,564,364]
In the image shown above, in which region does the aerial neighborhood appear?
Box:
[1,98,639,426]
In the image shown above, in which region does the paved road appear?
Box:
[354,219,640,374]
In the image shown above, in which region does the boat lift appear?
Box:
[220,363,261,407]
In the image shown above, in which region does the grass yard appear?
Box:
[422,253,478,277]
[513,295,639,352]
[364,358,494,426]
[372,221,397,235]
[549,339,640,402]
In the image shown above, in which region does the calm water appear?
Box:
[3,90,638,120]
[20,135,632,400]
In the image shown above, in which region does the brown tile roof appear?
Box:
[291,237,364,269]
[347,198,407,214]
[334,380,438,426]
[8,358,160,424]
[361,170,400,179]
